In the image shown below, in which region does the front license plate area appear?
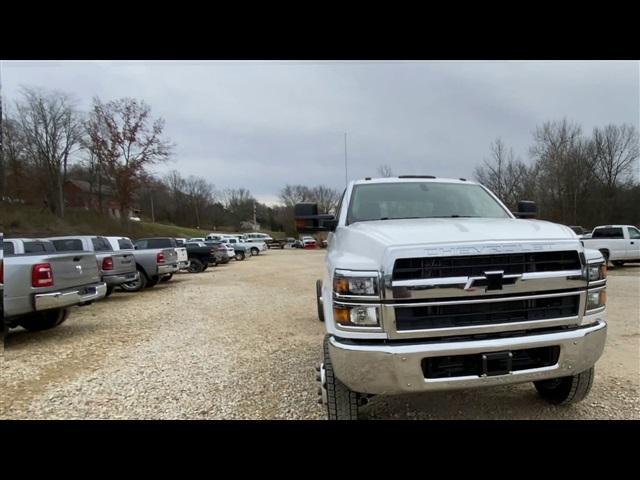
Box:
[482,351,513,376]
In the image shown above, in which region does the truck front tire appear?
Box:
[323,336,359,420]
[316,280,325,322]
[251,247,259,256]
[534,367,595,405]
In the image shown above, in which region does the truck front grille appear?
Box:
[395,294,580,331]
[422,346,561,379]
[392,250,581,281]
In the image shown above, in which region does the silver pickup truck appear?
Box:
[47,235,138,297]
[3,238,107,331]
[104,236,179,292]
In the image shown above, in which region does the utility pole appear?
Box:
[344,132,348,187]
[253,201,257,230]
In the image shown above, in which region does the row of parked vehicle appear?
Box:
[569,224,640,266]
[1,232,271,333]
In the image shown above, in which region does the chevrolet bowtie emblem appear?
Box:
[483,271,504,291]
[464,270,518,292]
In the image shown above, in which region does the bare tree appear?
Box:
[279,184,312,207]
[14,87,84,217]
[377,164,393,177]
[185,176,214,228]
[592,124,639,191]
[309,185,340,213]
[86,97,172,223]
[474,138,530,209]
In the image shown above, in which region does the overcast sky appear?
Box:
[1,61,638,205]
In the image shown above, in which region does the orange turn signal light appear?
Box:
[600,264,608,279]
[599,289,607,305]
[333,307,351,325]
[333,278,349,294]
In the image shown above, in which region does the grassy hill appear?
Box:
[1,204,215,239]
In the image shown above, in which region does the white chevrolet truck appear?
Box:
[295,176,608,419]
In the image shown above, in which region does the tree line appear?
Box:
[0,86,343,235]
[474,119,639,228]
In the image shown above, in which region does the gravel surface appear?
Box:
[2,251,638,420]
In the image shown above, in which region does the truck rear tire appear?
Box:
[18,309,70,332]
[235,252,246,261]
[534,367,595,405]
[188,258,205,273]
[147,275,160,287]
[612,261,624,267]
[251,247,259,256]
[323,336,359,420]
[316,280,325,322]
[120,268,147,292]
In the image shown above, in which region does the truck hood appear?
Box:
[330,218,580,271]
[349,217,577,245]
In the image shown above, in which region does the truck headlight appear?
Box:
[586,288,606,311]
[333,270,379,296]
[587,262,607,282]
[333,305,380,326]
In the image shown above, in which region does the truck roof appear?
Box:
[352,176,477,186]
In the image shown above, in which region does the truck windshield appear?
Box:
[346,182,511,224]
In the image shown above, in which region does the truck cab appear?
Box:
[581,225,640,266]
[296,176,607,419]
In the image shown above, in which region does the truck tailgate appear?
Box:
[49,252,102,290]
[110,251,136,274]
[162,248,178,264]
[175,247,188,263]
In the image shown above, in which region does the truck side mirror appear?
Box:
[294,203,337,233]
[515,200,538,219]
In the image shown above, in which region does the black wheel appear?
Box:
[147,275,160,288]
[120,268,147,292]
[600,250,610,265]
[160,273,173,283]
[323,336,359,420]
[612,261,624,267]
[316,279,325,322]
[251,247,259,256]
[188,258,205,273]
[280,244,284,249]
[235,251,245,261]
[18,309,70,332]
[534,367,595,405]
[105,285,115,297]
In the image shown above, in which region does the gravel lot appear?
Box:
[2,250,639,420]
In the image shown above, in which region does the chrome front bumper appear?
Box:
[34,282,107,311]
[103,271,139,285]
[328,319,607,395]
[158,264,179,275]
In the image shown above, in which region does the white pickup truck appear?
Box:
[296,176,608,419]
[581,225,640,267]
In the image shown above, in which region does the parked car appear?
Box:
[3,238,106,331]
[105,236,179,292]
[134,237,189,274]
[188,237,206,243]
[296,176,607,419]
[47,235,138,297]
[207,234,252,259]
[228,233,270,254]
[301,236,317,249]
[581,225,640,266]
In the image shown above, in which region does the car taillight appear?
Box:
[156,252,165,264]
[102,256,114,270]
[32,263,54,288]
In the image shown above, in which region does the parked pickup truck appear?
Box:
[581,225,640,267]
[48,235,138,297]
[105,236,179,292]
[133,238,190,272]
[296,176,608,419]
[207,234,251,260]
[3,238,107,331]
[202,241,231,264]
[139,237,215,273]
